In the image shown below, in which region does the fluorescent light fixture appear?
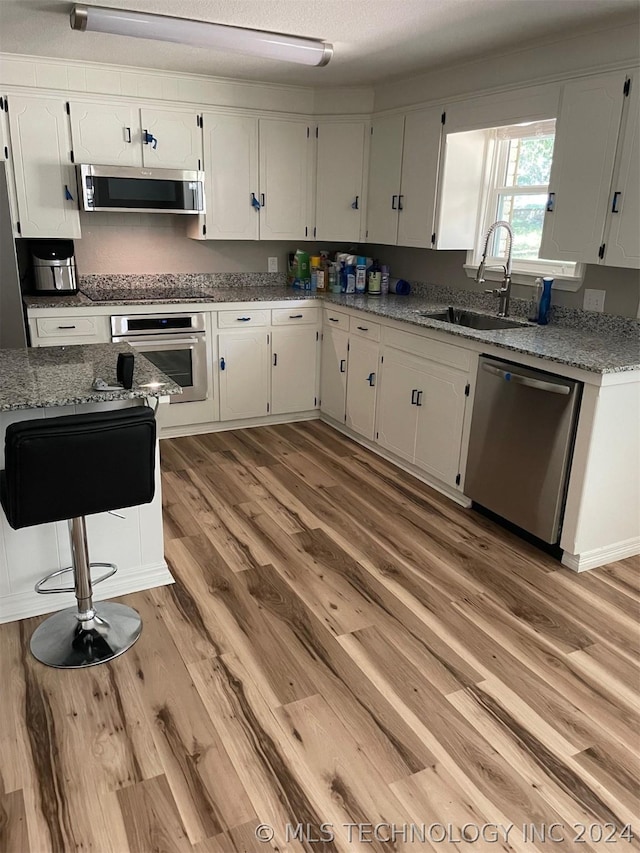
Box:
[70,4,333,67]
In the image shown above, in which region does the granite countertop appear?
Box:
[0,343,181,412]
[22,274,639,375]
[323,293,640,374]
[23,285,314,308]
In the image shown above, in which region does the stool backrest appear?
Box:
[1,406,156,529]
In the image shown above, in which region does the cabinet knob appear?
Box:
[220,357,226,370]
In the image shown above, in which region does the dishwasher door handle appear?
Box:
[482,362,571,395]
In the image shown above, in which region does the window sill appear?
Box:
[462,264,584,292]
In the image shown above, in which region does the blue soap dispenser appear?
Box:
[537,277,553,325]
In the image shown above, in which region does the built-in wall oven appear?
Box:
[111,313,207,403]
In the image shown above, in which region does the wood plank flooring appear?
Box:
[1,420,639,853]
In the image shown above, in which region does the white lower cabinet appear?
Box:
[345,336,378,440]
[377,346,468,487]
[271,327,319,415]
[320,326,349,422]
[218,330,270,421]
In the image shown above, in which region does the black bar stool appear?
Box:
[0,406,156,669]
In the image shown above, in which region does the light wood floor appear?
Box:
[1,421,639,853]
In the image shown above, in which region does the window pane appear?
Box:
[505,135,554,187]
[494,193,548,259]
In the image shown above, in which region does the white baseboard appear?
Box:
[0,561,174,624]
[561,537,640,572]
[159,410,320,439]
[320,415,471,508]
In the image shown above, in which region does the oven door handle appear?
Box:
[115,335,202,347]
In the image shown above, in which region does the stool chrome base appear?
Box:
[30,602,142,669]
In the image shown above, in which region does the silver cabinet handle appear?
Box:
[482,363,571,395]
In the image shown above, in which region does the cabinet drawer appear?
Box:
[35,316,102,339]
[218,309,270,328]
[349,316,381,342]
[323,308,350,331]
[272,306,320,325]
[384,326,471,371]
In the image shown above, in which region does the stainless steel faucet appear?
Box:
[475,220,513,317]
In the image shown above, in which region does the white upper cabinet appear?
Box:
[197,113,259,240]
[315,120,367,242]
[8,95,80,239]
[366,109,443,248]
[0,97,20,235]
[69,101,203,171]
[259,119,310,241]
[69,101,140,167]
[397,108,442,249]
[539,71,627,265]
[603,74,640,269]
[139,108,203,170]
[366,114,404,245]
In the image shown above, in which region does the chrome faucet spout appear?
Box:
[475,220,513,316]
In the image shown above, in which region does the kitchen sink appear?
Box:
[418,307,528,331]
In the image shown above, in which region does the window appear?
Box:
[467,120,582,284]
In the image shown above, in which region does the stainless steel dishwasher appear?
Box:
[465,356,582,544]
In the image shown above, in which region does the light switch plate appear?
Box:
[583,288,606,313]
[268,257,278,273]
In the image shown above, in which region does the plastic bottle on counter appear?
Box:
[328,263,338,294]
[380,265,390,296]
[310,256,321,292]
[537,277,553,325]
[355,256,367,293]
[529,277,543,322]
[346,265,356,293]
[368,260,382,296]
[388,277,411,295]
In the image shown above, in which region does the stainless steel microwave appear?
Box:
[78,164,205,214]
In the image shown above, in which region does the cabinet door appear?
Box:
[413,362,468,487]
[605,76,640,269]
[365,114,404,245]
[346,337,379,440]
[140,108,203,170]
[539,72,626,265]
[397,108,442,248]
[271,327,318,415]
[375,348,421,463]
[315,121,366,242]
[259,119,309,240]
[320,327,348,423]
[201,113,259,240]
[218,331,269,421]
[0,102,20,235]
[8,95,81,239]
[69,101,140,167]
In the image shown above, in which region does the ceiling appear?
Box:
[0,0,638,88]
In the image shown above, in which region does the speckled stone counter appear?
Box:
[0,343,181,411]
[23,274,639,375]
[323,293,640,374]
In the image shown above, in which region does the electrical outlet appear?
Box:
[268,257,278,273]
[583,288,606,313]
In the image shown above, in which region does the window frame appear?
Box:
[465,120,584,290]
